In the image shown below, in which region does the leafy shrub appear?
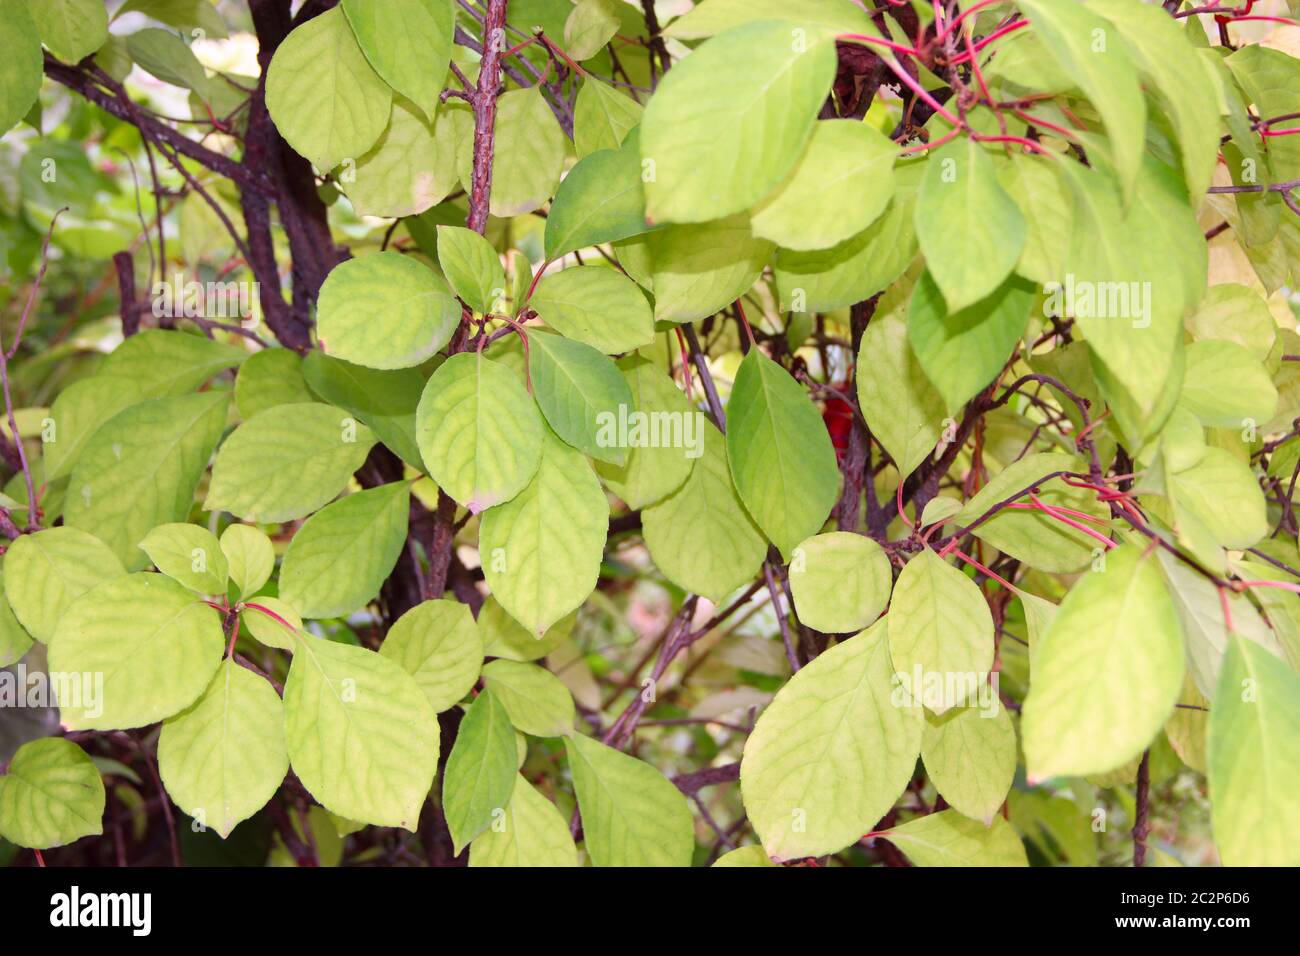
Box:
[0,0,1298,868]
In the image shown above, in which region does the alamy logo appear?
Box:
[49,886,151,936]
[1043,273,1152,328]
[890,666,1002,717]
[595,404,706,459]
[0,665,102,719]
[151,273,259,324]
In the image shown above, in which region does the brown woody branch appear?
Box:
[42,55,273,197]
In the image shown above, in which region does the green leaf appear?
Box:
[920,497,961,528]
[1157,549,1280,702]
[0,738,104,849]
[751,119,897,251]
[42,375,147,482]
[220,524,274,599]
[344,94,460,218]
[64,391,230,570]
[1166,447,1268,573]
[996,153,1073,286]
[921,704,1017,825]
[302,352,426,471]
[984,26,1074,95]
[480,428,608,636]
[664,0,879,39]
[1088,0,1218,201]
[477,595,576,662]
[564,0,618,60]
[341,0,453,120]
[1165,676,1209,774]
[241,597,300,651]
[907,271,1035,415]
[855,307,945,479]
[643,422,766,603]
[740,620,922,860]
[205,402,376,523]
[415,352,544,513]
[878,810,1028,867]
[1226,45,1300,188]
[573,78,642,159]
[115,0,227,39]
[139,523,228,596]
[914,137,1025,312]
[378,598,483,713]
[1185,284,1277,361]
[284,633,439,829]
[316,252,460,370]
[0,578,32,668]
[774,162,921,313]
[1056,160,1190,446]
[646,215,774,323]
[640,20,836,223]
[1179,339,1277,428]
[3,527,126,644]
[565,733,695,867]
[49,573,225,730]
[1017,0,1146,201]
[711,845,776,867]
[265,6,391,171]
[469,775,579,867]
[437,224,507,314]
[544,141,650,260]
[1021,544,1183,780]
[1231,557,1300,673]
[25,0,107,63]
[594,356,698,509]
[528,330,634,466]
[158,659,288,839]
[459,87,565,217]
[91,33,130,82]
[0,1,43,136]
[234,348,315,420]
[888,549,994,714]
[98,330,246,398]
[528,265,655,355]
[789,531,891,634]
[481,659,574,736]
[726,349,840,558]
[953,452,1107,574]
[125,28,209,94]
[278,482,411,619]
[1207,635,1300,866]
[443,687,518,853]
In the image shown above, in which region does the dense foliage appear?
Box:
[0,0,1299,868]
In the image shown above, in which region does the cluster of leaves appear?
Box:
[1,0,1299,868]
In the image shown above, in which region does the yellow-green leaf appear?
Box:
[265,6,391,171]
[480,429,608,635]
[416,353,544,513]
[888,549,994,714]
[1022,544,1183,780]
[468,775,578,867]
[879,810,1027,866]
[566,733,695,867]
[443,687,518,853]
[278,482,411,619]
[379,598,482,713]
[0,738,104,849]
[49,573,225,730]
[158,659,288,838]
[741,621,922,860]
[788,531,891,633]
